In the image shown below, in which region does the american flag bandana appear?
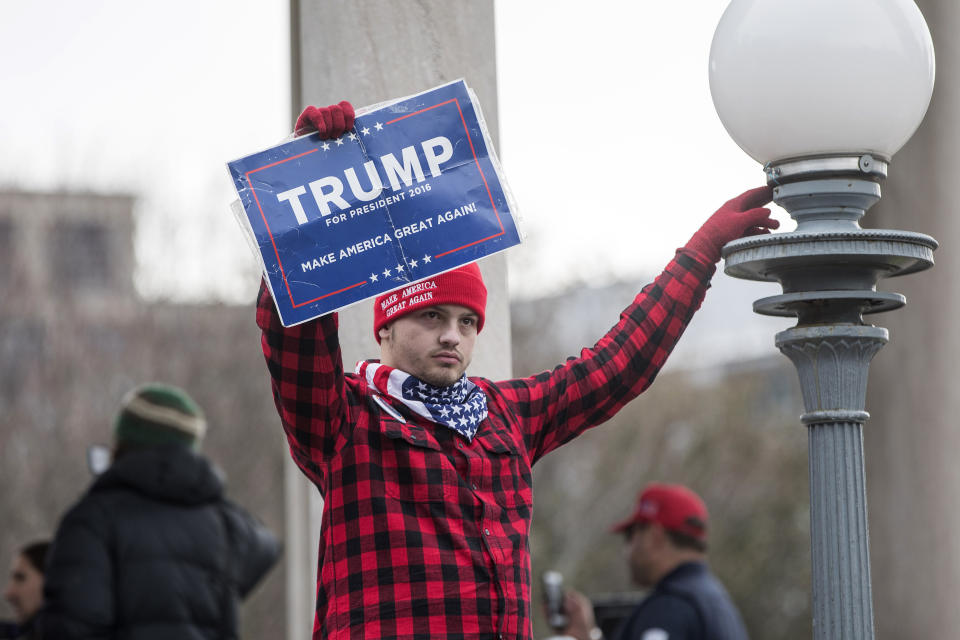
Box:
[355,361,489,441]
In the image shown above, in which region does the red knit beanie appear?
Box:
[373,263,487,342]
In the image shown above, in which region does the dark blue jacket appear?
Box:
[0,619,34,640]
[615,562,748,640]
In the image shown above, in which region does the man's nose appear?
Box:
[438,320,461,346]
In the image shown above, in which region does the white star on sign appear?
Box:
[348,132,357,141]
[439,407,450,418]
[382,268,392,277]
[396,264,405,273]
[321,142,330,151]
[422,255,432,264]
[335,138,344,146]
[369,273,378,282]
[409,259,418,268]
[361,126,371,136]
[375,122,384,131]
[452,405,462,415]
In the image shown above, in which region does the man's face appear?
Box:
[379,304,478,387]
[626,523,659,588]
[3,553,44,624]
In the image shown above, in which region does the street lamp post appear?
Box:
[709,1,937,638]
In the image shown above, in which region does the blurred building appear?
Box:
[0,190,135,317]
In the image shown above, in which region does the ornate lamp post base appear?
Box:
[722,155,937,640]
[777,325,886,639]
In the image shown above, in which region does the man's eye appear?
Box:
[461,318,475,326]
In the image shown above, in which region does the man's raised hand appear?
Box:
[685,185,779,264]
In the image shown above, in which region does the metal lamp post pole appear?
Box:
[722,155,937,640]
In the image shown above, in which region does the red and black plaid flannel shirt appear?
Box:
[257,249,715,640]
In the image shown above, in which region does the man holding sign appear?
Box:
[256,101,776,640]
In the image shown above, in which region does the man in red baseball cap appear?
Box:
[562,484,749,640]
[257,102,776,640]
[612,483,712,588]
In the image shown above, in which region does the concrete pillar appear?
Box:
[864,1,960,637]
[286,2,507,637]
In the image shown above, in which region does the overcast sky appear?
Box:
[0,1,789,303]
[494,2,787,297]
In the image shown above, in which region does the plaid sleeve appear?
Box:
[256,280,349,486]
[495,249,716,462]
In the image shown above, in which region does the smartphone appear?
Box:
[542,570,569,630]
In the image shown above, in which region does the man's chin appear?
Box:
[419,368,462,388]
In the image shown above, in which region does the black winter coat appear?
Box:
[41,445,281,640]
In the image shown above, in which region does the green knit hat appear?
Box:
[113,383,207,450]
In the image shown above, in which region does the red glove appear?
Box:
[294,101,355,139]
[684,185,778,264]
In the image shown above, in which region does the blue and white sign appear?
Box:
[228,79,521,326]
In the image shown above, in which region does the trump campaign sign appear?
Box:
[228,80,522,326]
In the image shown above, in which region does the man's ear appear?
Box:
[378,324,392,343]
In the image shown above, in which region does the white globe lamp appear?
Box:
[709,0,935,165]
[707,3,939,639]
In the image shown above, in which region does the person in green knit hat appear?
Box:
[42,383,282,640]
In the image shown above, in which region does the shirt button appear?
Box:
[484,528,491,536]
[471,483,478,490]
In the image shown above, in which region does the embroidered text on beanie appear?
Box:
[373,263,487,342]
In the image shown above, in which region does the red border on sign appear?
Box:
[245,97,505,309]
